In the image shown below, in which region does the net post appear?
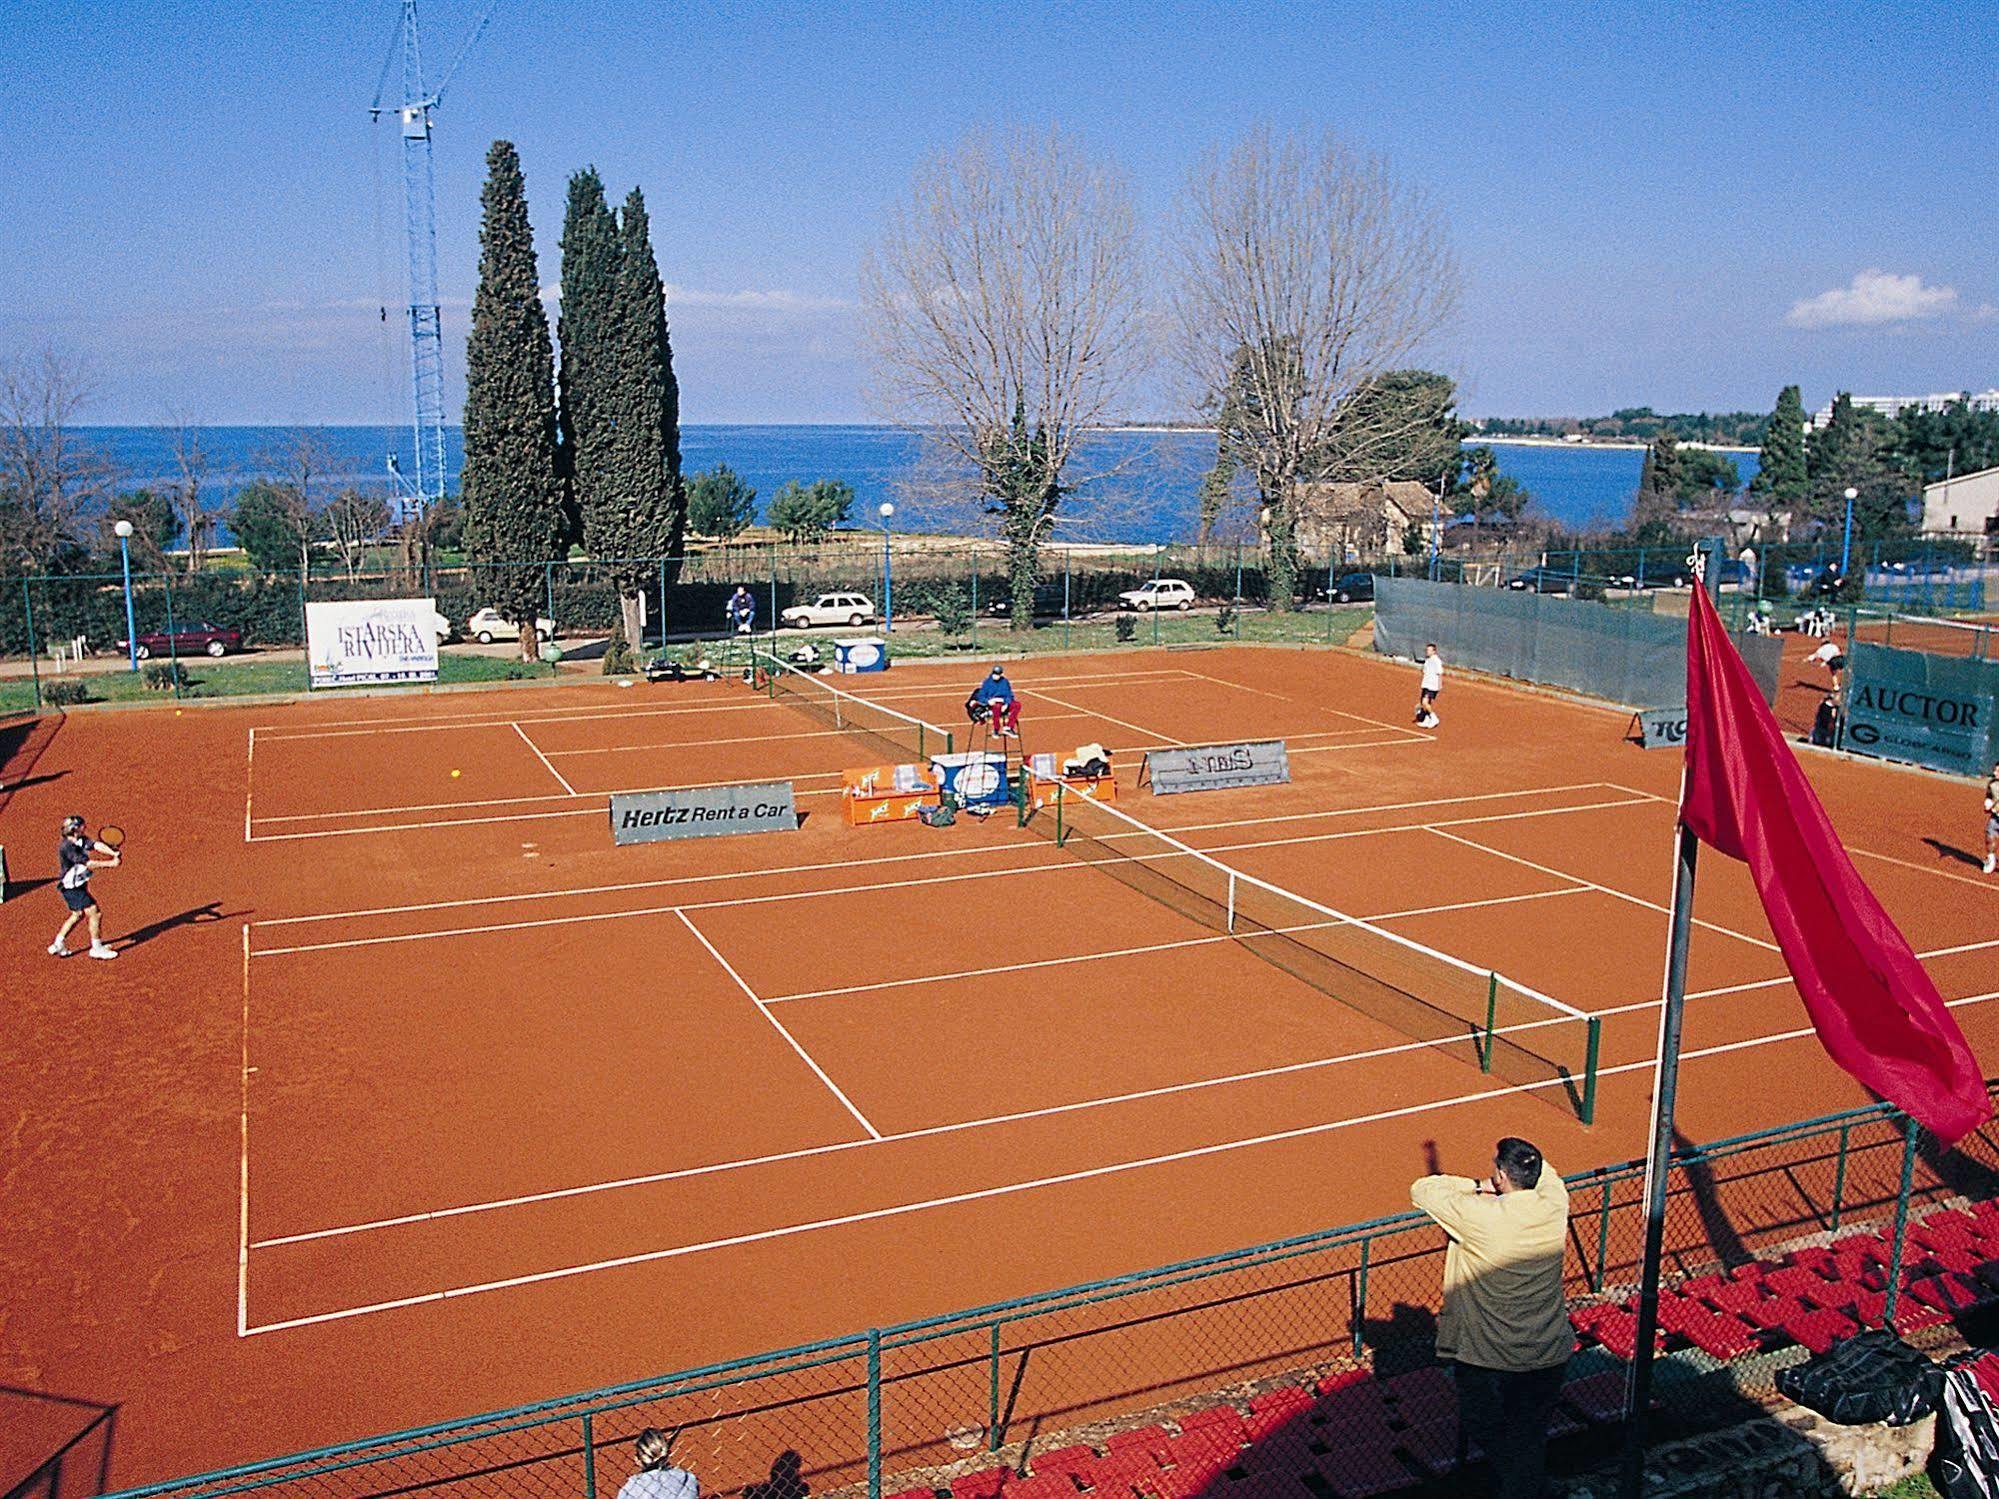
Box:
[1054,780,1065,846]
[1480,973,1497,1074]
[1581,1016,1601,1125]
[1227,871,1236,933]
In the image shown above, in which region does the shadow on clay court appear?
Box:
[1671,1129,1752,1272]
[115,901,243,951]
[742,1450,809,1499]
[1922,837,1985,870]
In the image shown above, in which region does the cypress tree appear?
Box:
[557,167,620,551]
[461,141,567,659]
[1748,385,1807,510]
[588,186,685,648]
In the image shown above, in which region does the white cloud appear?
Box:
[1786,269,1972,329]
[665,284,851,314]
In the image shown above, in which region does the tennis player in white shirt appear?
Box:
[1416,643,1444,729]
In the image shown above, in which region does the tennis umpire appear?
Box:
[967,665,1021,738]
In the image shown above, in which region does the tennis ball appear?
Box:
[450,769,462,778]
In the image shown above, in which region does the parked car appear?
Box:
[123,621,243,659]
[1321,571,1375,604]
[1505,567,1580,595]
[465,607,558,644]
[780,592,877,629]
[1612,558,1692,590]
[1116,578,1196,612]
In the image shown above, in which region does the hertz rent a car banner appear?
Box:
[306,598,441,688]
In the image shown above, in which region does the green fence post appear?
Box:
[658,558,668,652]
[987,1322,1002,1449]
[1829,1121,1852,1230]
[1593,1174,1614,1292]
[545,563,558,676]
[867,1327,883,1499]
[1350,1238,1370,1359]
[1152,545,1162,648]
[1581,1017,1600,1126]
[1063,549,1072,651]
[163,571,183,700]
[1882,1114,1920,1330]
[970,565,979,650]
[769,554,778,654]
[582,1414,597,1499]
[24,578,42,713]
[298,570,310,691]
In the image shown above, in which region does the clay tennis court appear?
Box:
[4,644,1996,1488]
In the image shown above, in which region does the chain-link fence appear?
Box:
[92,1093,1999,1499]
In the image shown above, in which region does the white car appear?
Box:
[1116,578,1196,612]
[781,592,877,628]
[465,607,557,644]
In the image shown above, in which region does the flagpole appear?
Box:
[1619,541,1720,1498]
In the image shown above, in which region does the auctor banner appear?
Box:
[1844,643,1997,777]
[610,782,799,844]
[306,598,442,688]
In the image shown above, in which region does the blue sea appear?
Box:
[79,425,1759,543]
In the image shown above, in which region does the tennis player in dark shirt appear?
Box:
[50,815,120,960]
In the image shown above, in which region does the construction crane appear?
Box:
[369,0,499,521]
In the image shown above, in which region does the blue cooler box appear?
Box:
[835,637,889,673]
[929,751,1011,809]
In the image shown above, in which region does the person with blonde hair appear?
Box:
[616,1429,698,1499]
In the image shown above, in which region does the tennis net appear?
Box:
[1849,608,1995,661]
[1021,776,1600,1122]
[750,650,955,762]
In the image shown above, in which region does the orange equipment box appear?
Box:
[1026,773,1117,811]
[842,764,942,826]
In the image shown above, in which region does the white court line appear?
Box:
[240,987,1999,1334]
[1852,846,1999,895]
[767,886,1593,1004]
[251,668,1201,740]
[675,910,880,1141]
[1599,782,1999,900]
[513,723,576,796]
[238,924,252,1339]
[244,932,1993,1253]
[248,801,1643,957]
[244,726,255,844]
[1429,827,1783,953]
[1034,688,1187,747]
[1178,668,1429,739]
[252,783,1628,930]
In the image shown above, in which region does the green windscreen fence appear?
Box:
[1373,577,1783,709]
[1845,643,1999,777]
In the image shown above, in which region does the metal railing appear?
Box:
[94,1090,1999,1499]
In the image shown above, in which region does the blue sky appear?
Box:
[1,0,1993,424]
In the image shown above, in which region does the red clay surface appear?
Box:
[2,645,1995,1487]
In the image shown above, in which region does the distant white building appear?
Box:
[1810,389,1999,429]
[1921,465,1999,539]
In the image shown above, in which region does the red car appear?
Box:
[124,621,244,659]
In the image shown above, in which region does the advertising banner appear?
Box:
[306,599,442,688]
[1845,644,1997,777]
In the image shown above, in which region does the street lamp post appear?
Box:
[878,502,895,633]
[1840,487,1858,580]
[115,519,138,672]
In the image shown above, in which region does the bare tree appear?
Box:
[1172,128,1458,605]
[161,408,211,571]
[862,128,1148,630]
[0,346,117,570]
[327,490,393,579]
[256,428,337,581]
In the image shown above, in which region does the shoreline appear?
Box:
[1469,433,1760,455]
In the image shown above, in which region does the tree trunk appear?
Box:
[521,622,542,664]
[1266,493,1301,612]
[619,590,646,658]
[1007,536,1039,634]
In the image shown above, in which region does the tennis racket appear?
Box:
[96,824,126,856]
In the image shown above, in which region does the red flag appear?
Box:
[1682,580,1989,1144]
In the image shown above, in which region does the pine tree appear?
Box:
[584,186,685,649]
[1748,385,1807,511]
[461,141,567,659]
[557,167,619,552]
